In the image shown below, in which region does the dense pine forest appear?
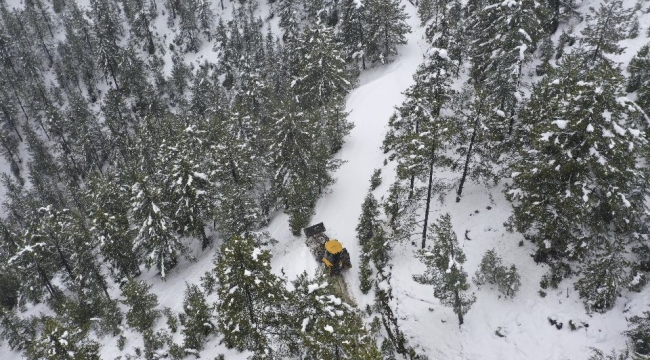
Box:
[0,0,648,359]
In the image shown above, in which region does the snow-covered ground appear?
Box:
[1,0,649,359]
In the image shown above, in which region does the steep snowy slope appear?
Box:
[1,0,649,359]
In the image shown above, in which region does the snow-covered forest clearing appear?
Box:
[0,0,649,359]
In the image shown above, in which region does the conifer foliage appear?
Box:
[213,237,288,355]
[507,52,649,310]
[287,272,381,359]
[414,213,475,326]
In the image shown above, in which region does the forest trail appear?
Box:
[292,1,426,306]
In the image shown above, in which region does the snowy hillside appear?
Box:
[1,0,649,359]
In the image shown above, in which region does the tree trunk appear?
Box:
[455,290,464,326]
[456,118,478,202]
[36,262,58,298]
[421,147,435,249]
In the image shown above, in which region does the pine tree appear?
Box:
[356,192,380,244]
[26,317,100,360]
[449,85,501,201]
[159,125,214,248]
[417,0,435,25]
[414,213,475,326]
[86,174,140,280]
[89,0,124,89]
[285,272,381,359]
[474,249,521,298]
[383,47,455,247]
[121,0,158,54]
[214,237,288,353]
[5,210,61,302]
[181,284,214,351]
[292,24,354,111]
[121,279,160,333]
[266,100,341,235]
[467,0,548,133]
[364,0,411,65]
[340,0,367,68]
[574,236,630,313]
[506,53,649,271]
[627,43,650,115]
[625,311,650,356]
[580,0,633,66]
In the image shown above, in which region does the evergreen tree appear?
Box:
[129,174,186,279]
[6,209,61,302]
[474,249,521,298]
[625,311,650,356]
[580,0,633,66]
[627,43,650,115]
[214,237,288,353]
[89,0,124,89]
[266,100,342,235]
[506,53,649,273]
[86,174,140,280]
[181,284,215,351]
[60,2,99,99]
[414,213,475,326]
[292,24,354,111]
[340,0,367,68]
[364,0,411,65]
[467,0,548,133]
[26,317,100,360]
[574,236,630,313]
[284,272,381,359]
[449,85,501,201]
[383,47,455,247]
[121,279,160,333]
[159,125,214,248]
[121,0,158,54]
[356,192,380,244]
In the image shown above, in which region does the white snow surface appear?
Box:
[1,0,649,359]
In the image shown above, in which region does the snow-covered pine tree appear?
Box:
[449,85,501,201]
[89,0,124,90]
[545,0,581,34]
[414,213,475,326]
[181,284,215,351]
[86,173,140,280]
[363,0,411,65]
[625,311,650,356]
[26,316,100,360]
[121,279,160,333]
[159,125,214,249]
[381,180,422,244]
[340,0,367,68]
[627,43,650,116]
[374,270,421,359]
[293,24,354,111]
[417,0,435,25]
[214,237,288,355]
[284,272,381,359]
[507,52,649,265]
[5,210,61,302]
[120,0,158,54]
[356,192,381,245]
[580,0,633,66]
[59,2,99,99]
[383,47,455,247]
[128,173,187,279]
[467,0,548,136]
[474,249,521,298]
[266,99,341,235]
[574,235,630,313]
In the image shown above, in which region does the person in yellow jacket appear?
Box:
[322,239,352,275]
